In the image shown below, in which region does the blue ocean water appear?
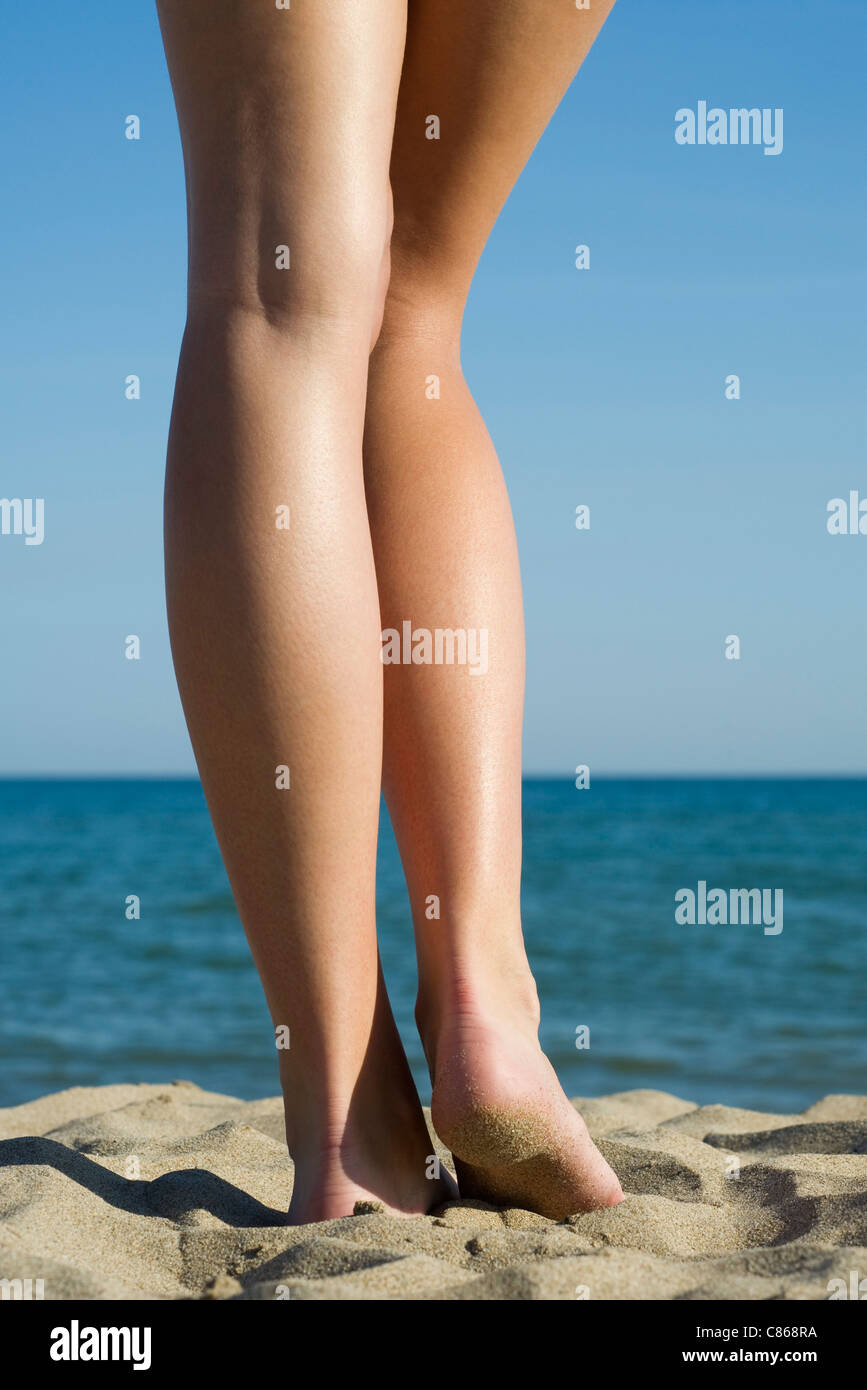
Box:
[0,778,864,1112]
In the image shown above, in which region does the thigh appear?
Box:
[156,0,407,318]
[388,0,616,304]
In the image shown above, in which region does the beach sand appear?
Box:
[1,1081,866,1300]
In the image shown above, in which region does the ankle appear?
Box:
[280,1043,430,1148]
[286,1103,447,1223]
[416,956,541,1065]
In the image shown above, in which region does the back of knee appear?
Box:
[375,229,467,352]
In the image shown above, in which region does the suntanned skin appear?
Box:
[156,0,621,1222]
[366,0,622,1218]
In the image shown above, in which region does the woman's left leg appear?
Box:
[156,0,452,1223]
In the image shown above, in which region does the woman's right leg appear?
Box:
[364,0,622,1218]
[156,0,450,1222]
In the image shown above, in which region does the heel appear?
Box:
[434,1101,546,1166]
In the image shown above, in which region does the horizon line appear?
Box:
[2,772,867,782]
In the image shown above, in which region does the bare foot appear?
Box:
[424,1001,623,1221]
[283,1025,458,1223]
[287,1130,457,1224]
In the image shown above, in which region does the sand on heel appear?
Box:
[434,1102,548,1167]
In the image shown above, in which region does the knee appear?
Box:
[367,185,394,353]
[374,231,467,354]
[187,201,394,349]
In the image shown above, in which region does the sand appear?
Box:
[1,1081,866,1300]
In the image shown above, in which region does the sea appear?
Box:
[1,777,864,1113]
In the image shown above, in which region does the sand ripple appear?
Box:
[1,1082,865,1300]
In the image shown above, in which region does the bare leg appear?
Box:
[364,0,622,1218]
[156,0,453,1222]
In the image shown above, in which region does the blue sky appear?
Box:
[1,0,865,775]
